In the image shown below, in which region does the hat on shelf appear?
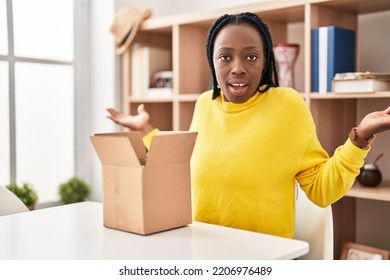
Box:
[110,7,152,55]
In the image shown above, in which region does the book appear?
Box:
[131,44,172,98]
[311,28,319,92]
[311,26,355,93]
[332,72,390,93]
[334,72,390,80]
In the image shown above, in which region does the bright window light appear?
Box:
[0,61,10,185]
[0,0,8,55]
[13,0,73,61]
[15,62,74,202]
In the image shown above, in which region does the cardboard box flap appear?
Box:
[94,131,147,162]
[90,131,147,166]
[146,131,197,167]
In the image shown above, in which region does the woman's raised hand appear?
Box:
[106,104,154,136]
[356,106,390,139]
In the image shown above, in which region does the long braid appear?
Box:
[205,14,231,99]
[205,12,279,99]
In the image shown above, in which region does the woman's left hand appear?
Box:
[356,106,390,139]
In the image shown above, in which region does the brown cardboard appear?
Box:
[90,131,197,235]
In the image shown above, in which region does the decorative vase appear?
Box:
[273,43,300,88]
[357,153,383,187]
[358,164,382,187]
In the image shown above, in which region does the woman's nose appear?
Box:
[231,58,246,75]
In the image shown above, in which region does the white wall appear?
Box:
[88,1,116,201]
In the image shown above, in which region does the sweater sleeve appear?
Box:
[296,135,369,207]
[142,128,159,150]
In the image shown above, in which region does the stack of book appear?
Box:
[311,26,355,93]
[332,72,390,93]
[131,43,173,99]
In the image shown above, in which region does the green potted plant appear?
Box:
[59,176,91,204]
[6,182,38,210]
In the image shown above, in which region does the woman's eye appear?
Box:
[246,54,257,61]
[219,55,230,61]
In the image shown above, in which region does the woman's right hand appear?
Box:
[106,104,154,136]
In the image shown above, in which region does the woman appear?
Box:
[107,12,390,238]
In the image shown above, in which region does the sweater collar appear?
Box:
[218,85,269,113]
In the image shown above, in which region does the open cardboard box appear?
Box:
[90,131,197,235]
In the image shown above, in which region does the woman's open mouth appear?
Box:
[229,83,249,96]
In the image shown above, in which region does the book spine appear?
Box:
[131,44,142,98]
[329,27,355,91]
[142,47,150,95]
[318,26,355,93]
[311,28,319,92]
[318,27,328,93]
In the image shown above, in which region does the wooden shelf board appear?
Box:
[310,92,390,99]
[128,97,173,103]
[142,0,306,31]
[316,0,390,15]
[346,181,390,202]
[142,0,390,32]
[177,94,201,102]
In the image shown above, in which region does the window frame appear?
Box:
[0,0,90,203]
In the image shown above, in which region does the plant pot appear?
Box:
[27,204,36,211]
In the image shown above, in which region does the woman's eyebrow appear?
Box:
[215,47,233,52]
[215,46,261,52]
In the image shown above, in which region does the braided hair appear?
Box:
[205,12,279,99]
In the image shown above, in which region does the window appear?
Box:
[14,62,74,201]
[0,61,10,184]
[0,0,7,55]
[0,0,88,203]
[0,0,10,185]
[13,0,73,61]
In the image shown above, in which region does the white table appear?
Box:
[0,202,309,260]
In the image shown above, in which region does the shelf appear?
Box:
[310,92,390,99]
[317,0,390,15]
[128,91,390,102]
[177,94,201,102]
[128,97,173,103]
[127,94,201,103]
[141,0,390,32]
[346,181,390,202]
[142,0,306,31]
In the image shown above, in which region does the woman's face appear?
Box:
[213,23,265,104]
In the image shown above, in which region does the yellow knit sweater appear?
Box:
[188,87,368,238]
